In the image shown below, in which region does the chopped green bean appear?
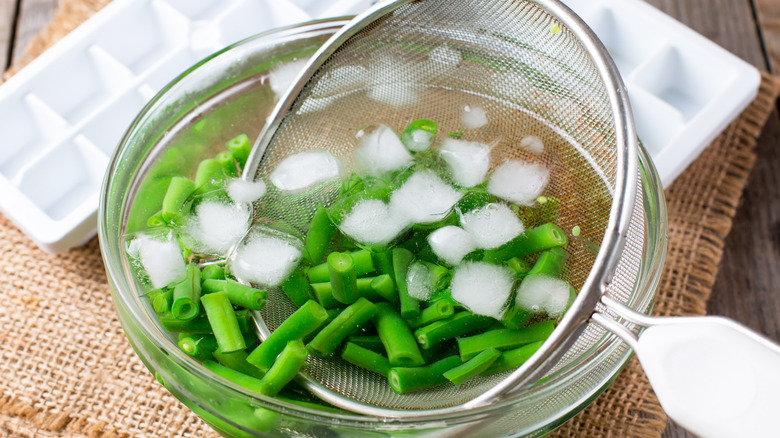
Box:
[178,333,218,360]
[161,176,196,225]
[148,288,173,314]
[444,347,501,385]
[257,340,308,396]
[201,264,225,281]
[201,278,226,294]
[482,223,568,262]
[374,302,425,367]
[201,291,246,353]
[307,298,377,358]
[526,247,569,277]
[160,314,212,333]
[215,150,239,177]
[346,335,386,354]
[414,311,495,350]
[328,252,359,304]
[172,264,202,321]
[456,321,554,361]
[226,133,251,168]
[224,279,268,310]
[481,340,544,376]
[368,274,397,303]
[282,269,315,307]
[408,298,455,329]
[247,300,329,372]
[213,349,265,379]
[310,282,343,309]
[305,206,337,264]
[341,342,392,377]
[203,360,266,394]
[307,249,375,283]
[194,158,226,191]
[388,355,462,394]
[392,248,420,320]
[506,257,531,277]
[371,249,395,278]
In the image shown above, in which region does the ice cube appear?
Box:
[230,228,303,287]
[461,105,488,129]
[406,261,434,301]
[487,160,550,206]
[389,170,463,224]
[515,275,571,318]
[269,150,342,192]
[339,199,410,247]
[354,125,414,177]
[519,135,544,154]
[440,138,491,188]
[268,58,308,100]
[133,233,187,289]
[227,178,267,203]
[450,261,515,319]
[460,203,525,250]
[427,226,477,266]
[185,201,251,254]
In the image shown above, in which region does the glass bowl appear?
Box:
[98,17,667,437]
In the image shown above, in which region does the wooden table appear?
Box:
[1,1,778,437]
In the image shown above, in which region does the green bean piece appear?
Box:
[346,335,386,354]
[148,288,173,314]
[444,347,501,386]
[247,300,329,372]
[178,333,218,360]
[388,355,462,394]
[234,309,254,334]
[400,119,438,151]
[307,249,376,283]
[257,340,308,396]
[341,342,392,377]
[481,340,544,376]
[456,321,554,361]
[526,247,569,277]
[369,274,397,303]
[201,278,226,294]
[414,312,495,350]
[482,223,568,262]
[225,279,268,310]
[201,264,225,281]
[203,360,267,394]
[305,206,337,264]
[501,304,531,331]
[371,249,395,278]
[226,133,251,168]
[310,282,342,309]
[161,176,196,225]
[160,314,212,333]
[420,261,451,291]
[213,349,265,379]
[282,268,315,307]
[172,264,202,321]
[201,291,246,353]
[307,298,378,358]
[146,210,166,228]
[194,158,226,191]
[215,150,239,177]
[374,302,425,367]
[392,248,420,320]
[328,252,360,304]
[408,298,455,329]
[507,257,531,277]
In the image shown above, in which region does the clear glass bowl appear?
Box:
[98,17,667,437]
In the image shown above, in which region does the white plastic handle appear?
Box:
[636,317,780,438]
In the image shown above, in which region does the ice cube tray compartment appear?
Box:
[0,0,760,253]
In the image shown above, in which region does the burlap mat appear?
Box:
[2,1,779,436]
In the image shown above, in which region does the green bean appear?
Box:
[311,274,396,307]
[225,279,267,310]
[201,291,246,353]
[408,298,455,329]
[203,360,266,394]
[481,340,544,376]
[414,311,495,350]
[482,223,568,262]
[161,176,196,225]
[506,257,531,277]
[282,268,315,307]
[328,252,360,304]
[247,300,329,372]
[371,249,395,278]
[310,282,342,309]
[341,342,392,377]
[201,264,225,281]
[374,302,425,367]
[215,150,239,177]
[201,278,226,294]
[234,309,254,334]
[257,340,308,396]
[346,335,386,354]
[456,321,555,361]
[444,347,501,386]
[213,349,264,379]
[226,133,251,168]
[172,264,202,321]
[307,249,376,283]
[148,288,173,314]
[146,210,166,228]
[392,247,420,320]
[388,355,462,394]
[304,206,337,264]
[178,333,218,360]
[159,314,212,333]
[526,247,568,277]
[194,158,226,191]
[307,298,377,358]
[368,274,397,303]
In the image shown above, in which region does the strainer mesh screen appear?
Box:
[249,0,639,411]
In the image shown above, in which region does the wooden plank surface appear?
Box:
[0,0,17,71]
[10,0,59,68]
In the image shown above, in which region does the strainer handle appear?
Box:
[595,298,780,438]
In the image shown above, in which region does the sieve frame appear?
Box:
[243,0,641,417]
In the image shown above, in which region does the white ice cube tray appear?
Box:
[0,0,760,253]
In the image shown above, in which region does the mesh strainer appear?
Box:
[238,0,780,432]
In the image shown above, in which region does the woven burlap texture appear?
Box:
[2,0,780,436]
